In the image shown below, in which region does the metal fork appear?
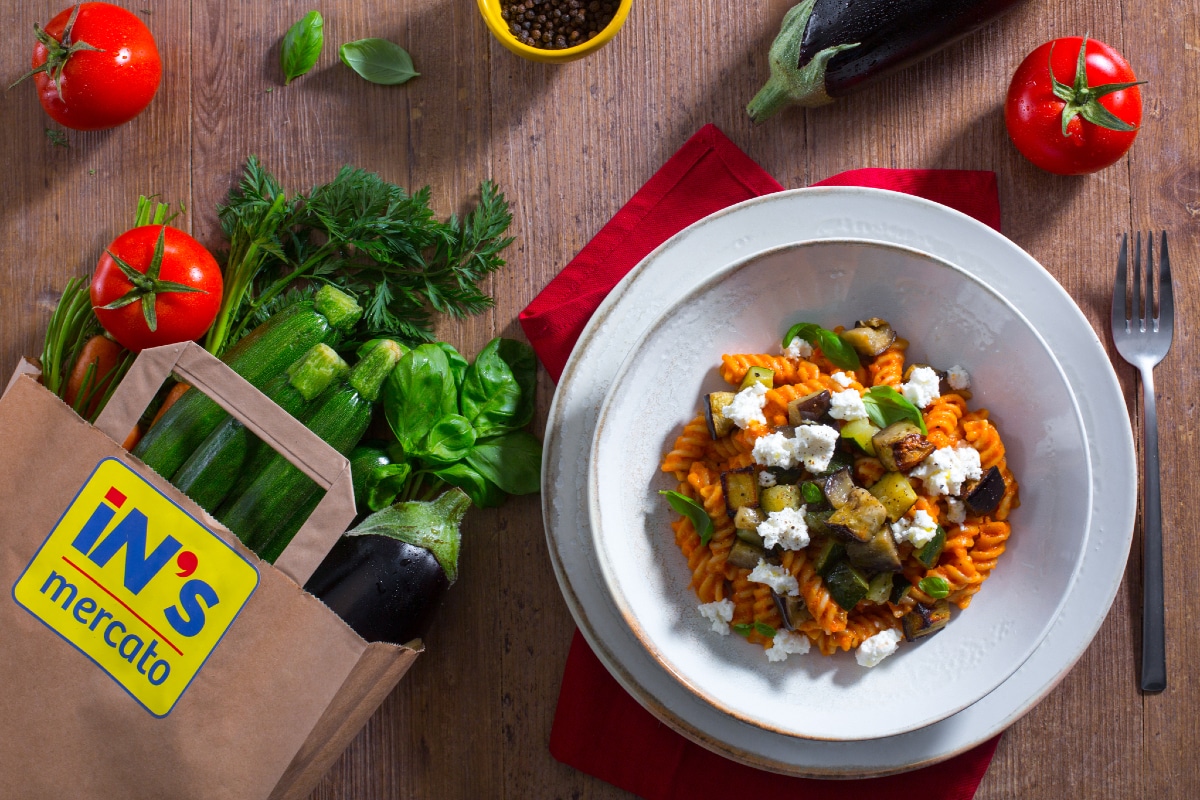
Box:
[1111,231,1174,694]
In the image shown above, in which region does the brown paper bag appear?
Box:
[0,342,418,800]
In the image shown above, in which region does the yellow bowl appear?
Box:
[476,0,632,63]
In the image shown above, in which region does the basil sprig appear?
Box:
[659,490,714,546]
[281,11,324,85]
[862,385,927,435]
[340,38,419,85]
[918,576,951,599]
[732,621,777,638]
[781,322,861,370]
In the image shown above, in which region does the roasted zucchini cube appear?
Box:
[902,599,952,641]
[841,318,896,357]
[865,571,894,604]
[720,468,758,518]
[871,420,935,473]
[824,561,870,611]
[840,417,880,455]
[844,528,903,573]
[704,391,737,440]
[760,484,803,514]
[963,466,1006,515]
[825,488,887,544]
[810,536,844,577]
[805,509,834,538]
[867,471,918,522]
[739,366,775,391]
[733,506,762,531]
[914,525,946,569]
[728,538,768,570]
[890,577,913,604]
[787,390,831,425]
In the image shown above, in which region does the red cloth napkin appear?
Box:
[520,123,1004,799]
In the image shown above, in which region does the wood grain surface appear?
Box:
[0,0,1196,797]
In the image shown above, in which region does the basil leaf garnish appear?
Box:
[781,322,861,370]
[281,11,324,85]
[754,621,777,638]
[862,385,928,435]
[800,481,823,505]
[731,623,753,637]
[659,490,714,546]
[918,576,951,599]
[339,38,419,85]
[731,621,778,638]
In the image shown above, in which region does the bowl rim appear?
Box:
[476,0,633,62]
[586,236,1092,741]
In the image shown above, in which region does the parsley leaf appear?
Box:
[659,490,714,546]
[781,322,860,370]
[862,385,927,435]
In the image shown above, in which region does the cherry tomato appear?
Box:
[91,225,223,352]
[25,3,161,131]
[1005,36,1144,175]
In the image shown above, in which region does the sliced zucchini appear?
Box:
[871,420,936,473]
[914,525,946,568]
[845,528,903,573]
[865,571,894,604]
[840,417,880,455]
[902,599,952,641]
[704,391,737,440]
[810,536,844,577]
[733,506,762,531]
[824,561,870,611]
[823,467,856,509]
[867,471,918,522]
[890,577,913,604]
[728,539,768,570]
[760,484,803,514]
[825,488,887,544]
[841,318,896,358]
[805,509,833,537]
[720,467,758,518]
[963,466,1006,515]
[739,366,775,391]
[787,390,831,425]
[735,526,766,547]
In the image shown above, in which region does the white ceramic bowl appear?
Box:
[587,238,1091,742]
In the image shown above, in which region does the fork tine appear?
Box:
[1113,232,1128,332]
[1159,231,1174,333]
[1133,231,1144,330]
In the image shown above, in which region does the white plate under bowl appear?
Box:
[543,187,1135,774]
[588,239,1089,742]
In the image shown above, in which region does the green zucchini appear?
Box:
[171,344,348,513]
[824,561,869,611]
[810,536,843,577]
[914,525,947,568]
[220,339,404,561]
[132,286,362,479]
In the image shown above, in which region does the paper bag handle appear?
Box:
[94,341,355,586]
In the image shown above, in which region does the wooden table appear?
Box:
[1,0,1196,797]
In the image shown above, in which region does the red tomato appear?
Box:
[91,225,223,352]
[1005,36,1144,175]
[27,3,161,131]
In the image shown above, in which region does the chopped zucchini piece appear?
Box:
[890,577,913,604]
[760,484,803,514]
[787,390,831,425]
[735,526,766,547]
[867,471,918,522]
[902,599,952,641]
[845,528,903,573]
[720,468,758,518]
[733,506,762,531]
[823,467,856,509]
[728,539,768,570]
[824,561,870,611]
[914,525,946,568]
[739,366,775,391]
[865,571,894,604]
[871,420,935,473]
[805,509,834,538]
[840,417,880,455]
[825,488,887,544]
[704,392,737,440]
[841,318,896,357]
[810,536,844,577]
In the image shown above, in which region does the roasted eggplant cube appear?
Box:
[872,420,935,473]
[865,571,894,604]
[825,488,887,544]
[902,600,952,641]
[844,528,903,573]
[704,391,737,440]
[914,525,946,569]
[720,468,758,518]
[867,471,918,522]
[841,318,896,358]
[728,538,768,570]
[773,590,813,631]
[760,484,803,514]
[823,467,857,509]
[824,561,870,611]
[739,366,775,391]
[787,389,831,425]
[963,466,1006,516]
[733,505,763,531]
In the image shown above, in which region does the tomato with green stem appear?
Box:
[91,225,223,352]
[1005,36,1145,175]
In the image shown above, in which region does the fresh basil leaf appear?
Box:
[495,338,537,428]
[464,431,541,496]
[731,623,753,637]
[435,342,469,395]
[433,462,505,508]
[754,621,777,638]
[421,414,477,466]
[384,344,457,452]
[339,38,419,85]
[862,385,928,435]
[461,337,526,438]
[918,576,951,599]
[364,461,412,512]
[659,490,714,546]
[782,322,861,370]
[800,481,823,505]
[281,11,324,85]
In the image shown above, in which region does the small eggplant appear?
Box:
[305,488,469,646]
[748,0,1029,123]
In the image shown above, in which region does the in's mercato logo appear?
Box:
[12,458,258,716]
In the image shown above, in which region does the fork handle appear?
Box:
[1140,366,1166,693]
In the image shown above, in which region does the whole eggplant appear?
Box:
[748,0,1030,123]
[305,488,469,645]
